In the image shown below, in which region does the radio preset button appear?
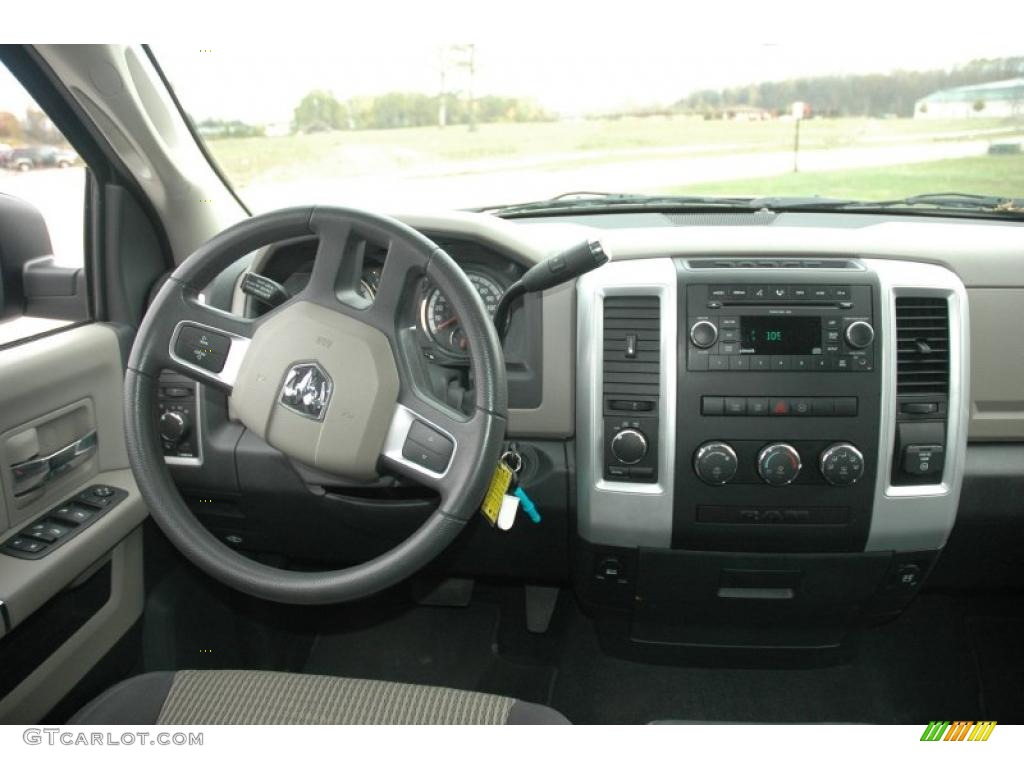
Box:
[729,355,749,370]
[709,355,729,370]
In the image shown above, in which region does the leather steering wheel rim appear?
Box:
[124,206,507,604]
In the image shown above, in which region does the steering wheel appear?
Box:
[124,207,507,604]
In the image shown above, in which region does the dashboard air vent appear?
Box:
[603,296,660,401]
[895,296,949,395]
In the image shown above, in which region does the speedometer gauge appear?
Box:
[421,272,504,355]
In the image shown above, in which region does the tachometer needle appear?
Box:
[436,316,459,330]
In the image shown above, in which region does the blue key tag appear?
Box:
[513,486,541,524]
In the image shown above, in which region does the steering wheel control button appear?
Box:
[844,320,875,349]
[402,421,455,474]
[689,320,718,349]
[408,420,454,457]
[820,443,866,486]
[402,439,451,474]
[610,429,648,465]
[694,441,738,485]
[174,325,230,373]
[757,443,802,486]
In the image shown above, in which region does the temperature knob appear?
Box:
[694,441,738,485]
[611,429,648,465]
[689,320,718,349]
[159,411,189,443]
[757,443,802,486]
[820,443,865,486]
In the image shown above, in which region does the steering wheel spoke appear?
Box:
[379,394,481,500]
[143,277,256,392]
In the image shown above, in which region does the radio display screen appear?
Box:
[740,316,822,355]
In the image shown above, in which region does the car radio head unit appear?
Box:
[685,283,875,373]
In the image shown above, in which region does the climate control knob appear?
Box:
[689,320,718,349]
[757,443,802,486]
[694,441,738,485]
[844,320,875,349]
[159,411,189,443]
[611,429,648,465]
[819,442,865,486]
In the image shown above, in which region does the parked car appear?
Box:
[5,144,77,171]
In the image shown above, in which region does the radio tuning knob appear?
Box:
[845,320,875,349]
[689,320,718,349]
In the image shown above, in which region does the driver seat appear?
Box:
[70,669,569,725]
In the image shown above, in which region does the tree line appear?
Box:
[291,89,553,132]
[0,107,67,146]
[676,57,1024,118]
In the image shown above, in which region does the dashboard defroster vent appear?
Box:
[895,296,949,395]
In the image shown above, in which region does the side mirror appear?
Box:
[0,193,87,322]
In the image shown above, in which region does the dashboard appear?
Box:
[161,206,1024,659]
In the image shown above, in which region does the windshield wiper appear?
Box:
[756,192,1024,214]
[473,192,760,216]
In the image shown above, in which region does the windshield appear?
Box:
[153,33,1024,214]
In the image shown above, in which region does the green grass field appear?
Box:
[665,154,1024,200]
[207,116,1022,189]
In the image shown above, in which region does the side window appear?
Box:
[0,63,89,346]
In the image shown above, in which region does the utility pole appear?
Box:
[438,47,448,128]
[451,44,477,132]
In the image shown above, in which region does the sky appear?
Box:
[152,37,1024,125]
[3,4,1024,126]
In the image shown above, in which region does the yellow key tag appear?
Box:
[480,462,514,526]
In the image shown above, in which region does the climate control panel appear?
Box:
[694,440,865,488]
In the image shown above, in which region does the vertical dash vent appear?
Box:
[895,296,949,395]
[603,296,661,401]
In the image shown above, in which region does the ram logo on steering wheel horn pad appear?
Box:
[279,362,333,421]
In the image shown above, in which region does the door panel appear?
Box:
[0,324,147,723]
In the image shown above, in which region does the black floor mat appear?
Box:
[549,594,986,724]
[301,597,556,706]
[968,615,1024,720]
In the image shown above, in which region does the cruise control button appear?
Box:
[407,420,454,460]
[401,439,451,473]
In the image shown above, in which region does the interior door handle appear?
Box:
[10,429,98,496]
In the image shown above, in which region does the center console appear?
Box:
[575,256,968,661]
